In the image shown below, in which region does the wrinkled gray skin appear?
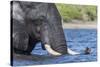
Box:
[11,1,68,55]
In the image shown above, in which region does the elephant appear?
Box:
[11,1,80,56]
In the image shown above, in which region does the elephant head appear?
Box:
[11,1,79,56]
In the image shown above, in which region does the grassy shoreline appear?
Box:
[56,4,97,22]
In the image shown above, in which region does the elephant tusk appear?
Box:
[45,44,80,56]
[44,44,62,56]
[68,48,80,55]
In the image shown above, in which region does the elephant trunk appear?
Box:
[39,4,68,55]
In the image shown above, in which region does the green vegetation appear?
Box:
[56,4,97,22]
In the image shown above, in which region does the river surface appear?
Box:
[13,29,97,66]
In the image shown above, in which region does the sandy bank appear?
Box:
[62,22,97,29]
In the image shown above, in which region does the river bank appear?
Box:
[62,21,97,29]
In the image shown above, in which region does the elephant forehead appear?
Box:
[26,4,48,20]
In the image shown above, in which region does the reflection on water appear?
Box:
[13,29,97,66]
